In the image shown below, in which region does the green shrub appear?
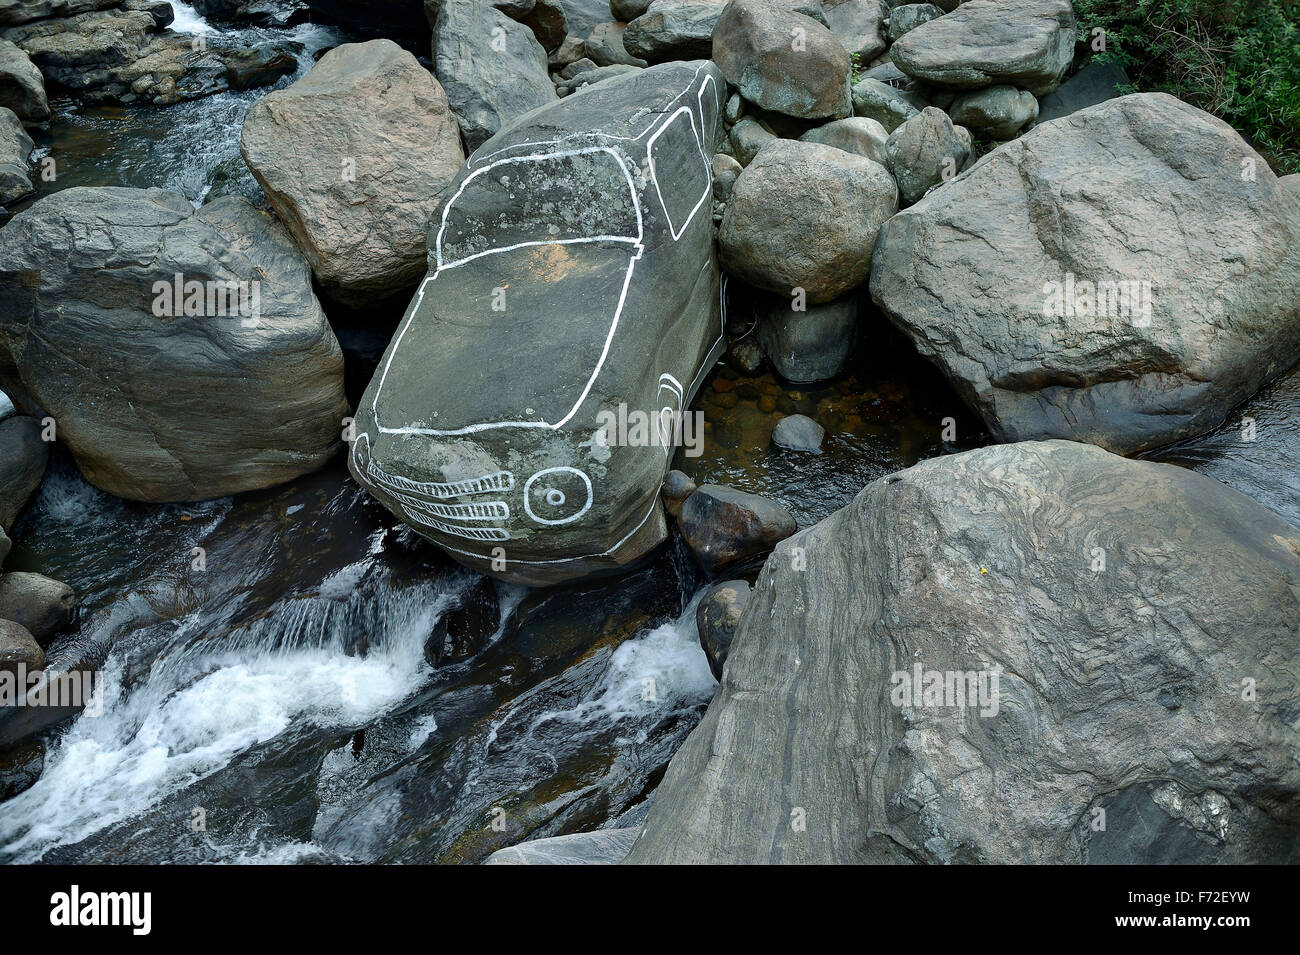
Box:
[1072,0,1300,173]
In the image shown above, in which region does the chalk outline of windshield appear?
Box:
[371,69,715,439]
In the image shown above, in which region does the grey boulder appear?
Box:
[0,105,31,204]
[885,105,969,205]
[0,617,41,676]
[771,413,824,451]
[948,84,1038,139]
[850,76,923,132]
[887,2,942,42]
[348,62,726,586]
[484,826,641,863]
[756,290,858,383]
[799,115,887,164]
[624,0,724,64]
[0,188,349,501]
[241,40,466,304]
[819,0,888,61]
[719,139,897,303]
[627,440,1300,864]
[0,572,74,646]
[726,115,775,165]
[712,0,852,120]
[677,483,796,575]
[584,21,646,66]
[871,93,1300,454]
[1283,174,1300,202]
[0,415,46,530]
[0,37,47,123]
[890,0,1075,97]
[435,0,557,150]
[696,578,750,679]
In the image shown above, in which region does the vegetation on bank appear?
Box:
[1073,0,1300,173]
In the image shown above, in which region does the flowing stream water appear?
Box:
[1,3,1297,864]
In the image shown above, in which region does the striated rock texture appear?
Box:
[890,0,1075,97]
[348,62,726,585]
[871,93,1300,455]
[241,39,465,303]
[0,188,349,502]
[627,440,1300,864]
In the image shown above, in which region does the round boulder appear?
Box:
[677,484,797,576]
[719,139,897,303]
[712,0,852,120]
[241,39,466,304]
[771,413,825,452]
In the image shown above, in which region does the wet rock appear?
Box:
[425,575,500,666]
[771,413,824,452]
[890,0,1075,97]
[242,40,465,304]
[719,139,896,303]
[885,105,970,205]
[695,577,749,678]
[0,104,30,203]
[585,21,645,66]
[712,0,851,121]
[871,94,1300,454]
[0,415,46,531]
[660,469,696,519]
[756,291,857,383]
[484,826,641,863]
[677,484,796,575]
[624,0,721,64]
[0,617,41,675]
[191,0,310,26]
[727,115,775,165]
[348,63,725,586]
[799,115,887,163]
[627,441,1300,864]
[1,6,296,105]
[1037,61,1130,125]
[0,189,349,501]
[711,151,740,200]
[0,0,118,25]
[851,76,922,132]
[887,2,942,42]
[948,84,1038,139]
[434,0,557,150]
[0,737,42,802]
[0,37,47,123]
[0,572,74,646]
[820,0,887,61]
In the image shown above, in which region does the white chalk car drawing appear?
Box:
[351,63,725,575]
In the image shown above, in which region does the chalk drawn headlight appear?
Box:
[523,467,593,526]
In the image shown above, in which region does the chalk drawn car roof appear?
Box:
[370,64,720,439]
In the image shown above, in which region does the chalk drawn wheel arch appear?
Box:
[523,467,594,526]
